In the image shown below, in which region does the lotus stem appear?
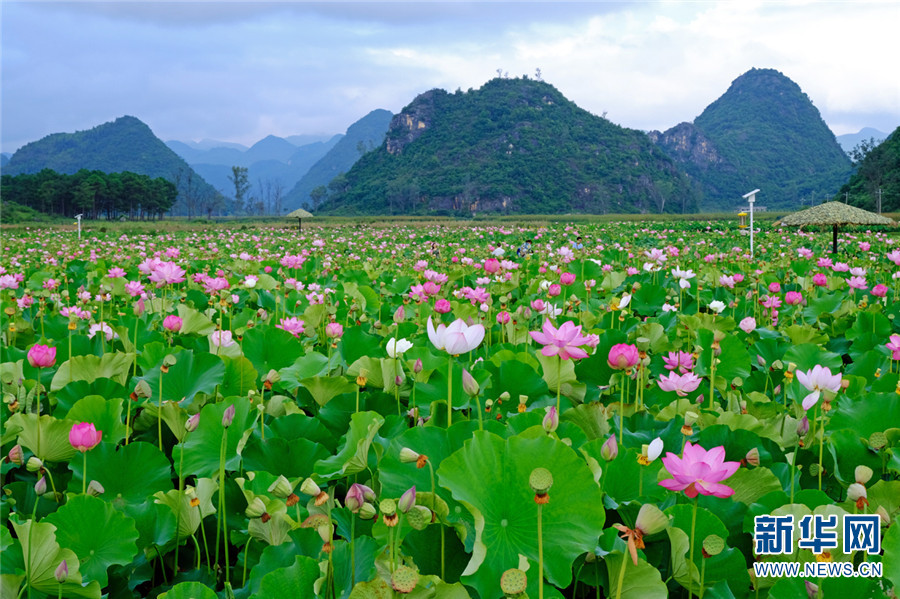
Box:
[688,495,698,598]
[556,355,562,414]
[447,355,453,427]
[537,502,544,599]
[428,460,444,579]
[350,515,356,586]
[614,547,628,599]
[82,452,87,495]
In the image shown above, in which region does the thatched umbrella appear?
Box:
[778,201,895,254]
[286,208,313,232]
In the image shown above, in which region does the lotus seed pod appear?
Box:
[807,463,821,477]
[868,432,887,450]
[86,480,105,497]
[847,483,867,502]
[406,505,433,530]
[855,465,873,485]
[684,411,699,426]
[500,568,528,596]
[529,467,553,495]
[391,565,419,594]
[634,503,670,536]
[744,447,760,467]
[268,475,294,499]
[245,497,267,519]
[703,534,725,557]
[300,478,321,497]
[399,447,421,464]
[380,498,397,516]
[358,502,377,520]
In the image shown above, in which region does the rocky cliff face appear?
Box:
[385,90,442,155]
[647,122,725,172]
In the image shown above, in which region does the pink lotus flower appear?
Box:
[768,282,781,293]
[162,315,183,332]
[812,273,828,287]
[483,258,501,274]
[657,371,702,396]
[27,344,57,368]
[434,298,452,313]
[69,422,102,452]
[872,284,888,297]
[530,299,546,312]
[607,344,639,370]
[848,276,867,290]
[276,317,305,338]
[816,257,833,269]
[560,272,576,285]
[659,442,739,498]
[529,319,590,360]
[662,351,694,374]
[427,316,485,355]
[107,267,127,278]
[886,335,900,360]
[547,284,561,297]
[124,280,145,297]
[784,291,803,305]
[887,249,900,266]
[796,365,842,411]
[148,261,186,287]
[496,311,511,324]
[325,322,344,339]
[739,317,756,334]
[210,330,236,347]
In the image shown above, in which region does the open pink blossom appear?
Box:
[148,261,186,287]
[795,365,842,410]
[739,316,756,334]
[276,317,305,338]
[886,335,900,360]
[659,442,740,498]
[27,344,57,368]
[872,284,888,297]
[529,319,590,360]
[427,316,485,355]
[657,371,702,396]
[662,351,694,374]
[848,276,867,290]
[433,299,452,313]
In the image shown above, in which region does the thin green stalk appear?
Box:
[708,350,716,410]
[216,429,230,583]
[688,496,699,598]
[27,495,39,599]
[173,445,185,577]
[699,555,707,599]
[537,502,544,599]
[556,355,562,413]
[447,355,453,427]
[614,548,628,599]
[191,535,202,570]
[242,537,252,588]
[350,516,356,586]
[82,453,87,494]
[158,370,164,451]
[618,376,625,447]
[817,405,824,491]
[428,460,444,579]
[154,545,168,585]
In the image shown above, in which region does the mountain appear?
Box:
[0,153,9,168]
[837,127,888,153]
[649,68,852,210]
[284,109,393,211]
[1,115,220,216]
[839,126,900,212]
[320,81,697,215]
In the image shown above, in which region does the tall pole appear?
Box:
[877,188,883,214]
[742,189,759,260]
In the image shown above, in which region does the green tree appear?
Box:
[228,166,250,214]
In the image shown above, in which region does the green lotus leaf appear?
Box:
[437,431,605,599]
[175,304,216,336]
[829,392,900,439]
[172,396,255,479]
[153,489,202,539]
[141,349,226,406]
[10,518,102,599]
[242,435,330,479]
[346,356,385,389]
[242,327,305,375]
[340,326,383,366]
[7,412,76,462]
[782,343,842,372]
[331,536,380,598]
[665,504,749,595]
[723,467,784,505]
[52,378,129,417]
[604,551,667,599]
[279,352,330,390]
[250,555,319,599]
[159,581,219,599]
[537,353,577,394]
[883,515,900,588]
[44,494,139,587]
[482,358,550,412]
[220,355,259,398]
[50,352,135,392]
[65,395,128,446]
[68,441,172,511]
[314,411,385,480]
[300,375,357,407]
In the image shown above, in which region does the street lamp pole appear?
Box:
[742,189,760,260]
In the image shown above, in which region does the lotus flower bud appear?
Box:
[358,502,377,520]
[300,478,321,497]
[805,581,818,599]
[398,486,416,513]
[797,415,810,436]
[876,506,890,525]
[26,456,43,472]
[600,435,618,461]
[55,560,68,583]
[542,406,558,433]
[855,465,873,485]
[7,444,23,466]
[413,359,423,374]
[393,305,405,323]
[268,475,294,499]
[222,404,235,428]
[461,369,479,397]
[184,413,200,433]
[744,447,760,467]
[87,480,105,497]
[34,475,48,496]
[245,497,267,519]
[399,447,421,464]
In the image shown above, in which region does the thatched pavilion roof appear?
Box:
[778,201,894,227]
[286,208,314,219]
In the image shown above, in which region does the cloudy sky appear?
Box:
[2,1,898,154]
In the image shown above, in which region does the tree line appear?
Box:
[1,168,178,220]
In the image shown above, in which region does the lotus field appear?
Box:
[3,220,900,599]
